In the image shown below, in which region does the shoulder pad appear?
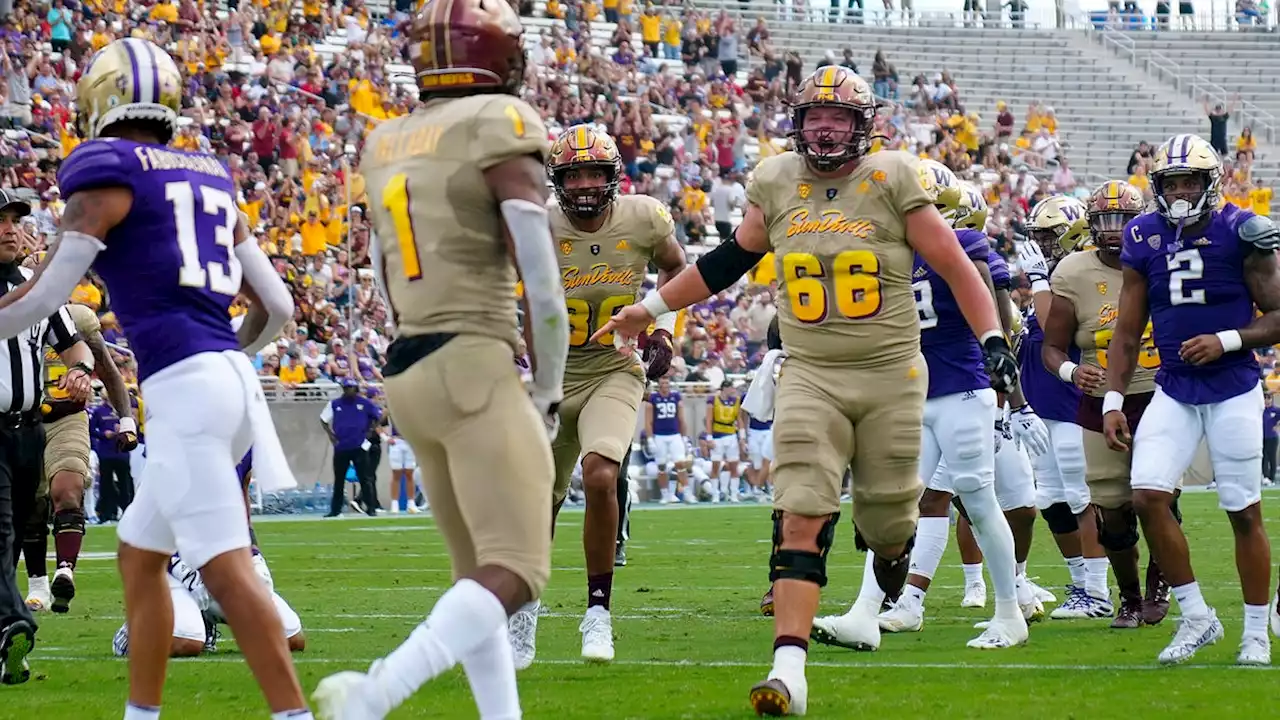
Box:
[58,140,134,197]
[66,304,101,336]
[1239,214,1280,251]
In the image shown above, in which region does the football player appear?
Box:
[1020,196,1114,619]
[314,2,569,718]
[706,380,745,502]
[0,38,308,715]
[23,282,137,615]
[507,124,686,667]
[1042,180,1178,629]
[596,66,1012,716]
[819,170,1032,650]
[1104,134,1280,665]
[645,376,690,503]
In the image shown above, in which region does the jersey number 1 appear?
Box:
[382,173,424,281]
[166,181,241,296]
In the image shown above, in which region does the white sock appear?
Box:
[1084,557,1110,599]
[1065,556,1086,587]
[1171,581,1209,619]
[959,486,1018,603]
[729,474,740,500]
[1015,560,1027,579]
[769,645,806,681]
[271,712,314,720]
[124,705,160,720]
[366,579,507,715]
[1244,603,1269,638]
[461,625,522,720]
[851,552,885,612]
[962,563,985,586]
[1014,573,1033,607]
[908,516,950,582]
[903,584,926,608]
[667,480,677,498]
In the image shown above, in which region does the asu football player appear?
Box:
[315,1,569,718]
[1019,196,1114,620]
[595,65,1012,716]
[1104,134,1280,665]
[507,125,686,667]
[1042,179,1180,629]
[0,38,307,713]
[23,286,137,616]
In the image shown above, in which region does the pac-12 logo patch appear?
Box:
[826,188,838,200]
[1148,234,1162,250]
[590,244,600,255]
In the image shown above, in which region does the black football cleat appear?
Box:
[760,584,775,617]
[0,620,34,685]
[614,542,627,567]
[750,678,792,717]
[1143,562,1171,626]
[1111,595,1143,629]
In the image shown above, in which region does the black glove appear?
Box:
[642,329,674,381]
[982,334,1019,394]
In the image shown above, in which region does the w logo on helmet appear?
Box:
[1061,204,1081,221]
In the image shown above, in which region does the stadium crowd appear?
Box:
[2,0,1279,415]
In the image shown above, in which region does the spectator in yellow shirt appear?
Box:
[1127,163,1151,198]
[546,0,563,18]
[663,15,682,59]
[681,184,708,217]
[603,0,620,22]
[300,211,328,256]
[71,277,102,311]
[149,0,179,23]
[1238,126,1258,162]
[260,32,281,56]
[640,7,661,56]
[1251,184,1273,216]
[90,21,112,52]
[279,359,306,387]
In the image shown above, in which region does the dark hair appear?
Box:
[766,315,781,351]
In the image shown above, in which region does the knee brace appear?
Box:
[1040,502,1078,535]
[53,507,86,539]
[1095,504,1140,552]
[768,510,839,587]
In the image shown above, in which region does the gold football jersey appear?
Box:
[361,94,548,351]
[44,303,101,411]
[1050,250,1158,396]
[550,194,674,389]
[746,150,932,368]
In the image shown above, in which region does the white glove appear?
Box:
[1010,405,1050,457]
[531,390,562,442]
[1016,239,1050,284]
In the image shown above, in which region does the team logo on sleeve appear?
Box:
[797,183,811,200]
[872,170,887,183]
[655,205,672,225]
[560,241,573,255]
[1148,233,1162,250]
[1096,281,1108,295]
[616,240,629,251]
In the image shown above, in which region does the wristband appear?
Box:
[118,417,137,434]
[978,329,1004,346]
[1216,329,1243,353]
[653,311,677,335]
[640,291,671,320]
[1102,390,1125,415]
[70,361,94,376]
[1057,361,1078,384]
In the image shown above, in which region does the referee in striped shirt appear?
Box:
[0,190,95,685]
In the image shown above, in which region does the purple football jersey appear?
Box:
[1018,307,1081,423]
[1121,206,1261,404]
[237,449,252,483]
[749,415,773,430]
[914,229,990,399]
[987,248,1011,291]
[649,391,682,436]
[58,139,241,382]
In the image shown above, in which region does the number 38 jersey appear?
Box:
[361,95,549,352]
[913,228,990,398]
[1050,249,1158,398]
[746,150,932,369]
[549,194,673,390]
[57,138,242,381]
[1121,205,1259,405]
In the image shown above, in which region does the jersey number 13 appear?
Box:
[166,180,242,297]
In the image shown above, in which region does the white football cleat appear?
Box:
[1158,610,1224,665]
[1238,634,1271,666]
[1270,597,1280,638]
[810,602,881,651]
[580,606,614,662]
[961,580,987,609]
[406,502,421,514]
[509,601,540,671]
[24,576,50,613]
[1021,598,1045,623]
[312,670,380,720]
[750,673,808,716]
[251,553,274,594]
[1028,579,1057,604]
[966,613,1029,649]
[1049,584,1111,619]
[877,598,924,633]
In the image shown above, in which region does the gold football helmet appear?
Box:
[547,125,623,218]
[953,181,989,232]
[76,38,183,143]
[918,159,964,225]
[1086,180,1146,255]
[1027,195,1089,258]
[789,65,877,172]
[1150,133,1222,227]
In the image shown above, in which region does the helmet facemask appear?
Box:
[1153,168,1217,227]
[553,162,619,219]
[791,104,872,173]
[1088,210,1135,255]
[1029,226,1068,260]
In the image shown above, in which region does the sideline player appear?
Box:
[743,383,774,501]
[1042,180,1175,628]
[1104,134,1280,665]
[596,65,1013,716]
[707,381,745,502]
[645,376,689,503]
[508,124,686,668]
[1020,196,1114,618]
[0,38,308,717]
[313,2,569,717]
[24,296,137,615]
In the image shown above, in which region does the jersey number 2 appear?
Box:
[1167,248,1205,305]
[166,181,240,296]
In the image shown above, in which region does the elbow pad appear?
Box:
[1240,215,1280,252]
[696,234,767,294]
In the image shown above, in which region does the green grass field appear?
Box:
[12,490,1280,718]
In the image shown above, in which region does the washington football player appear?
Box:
[1105,134,1280,665]
[315,0,570,717]
[1042,180,1177,629]
[507,125,685,667]
[1019,197,1113,619]
[596,65,1012,716]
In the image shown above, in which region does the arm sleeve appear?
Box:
[0,233,102,342]
[234,239,294,355]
